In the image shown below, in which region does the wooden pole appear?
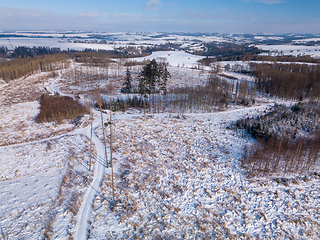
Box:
[89,121,92,171]
[110,98,115,206]
[100,110,108,168]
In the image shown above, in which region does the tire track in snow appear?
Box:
[74,113,107,240]
[47,72,108,239]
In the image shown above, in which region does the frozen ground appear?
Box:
[134,51,206,68]
[0,134,93,239]
[0,50,319,239]
[89,107,320,239]
[257,44,320,58]
[2,32,319,58]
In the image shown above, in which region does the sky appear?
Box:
[0,0,319,34]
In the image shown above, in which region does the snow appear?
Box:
[0,46,319,239]
[0,37,115,51]
[88,107,320,239]
[0,134,92,239]
[257,44,320,58]
[293,38,320,43]
[0,101,75,146]
[132,51,206,68]
[74,111,107,240]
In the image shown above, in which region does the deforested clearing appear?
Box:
[0,47,319,240]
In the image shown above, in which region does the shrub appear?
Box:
[36,94,89,123]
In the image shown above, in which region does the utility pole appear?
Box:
[89,121,93,171]
[100,108,108,168]
[110,102,115,206]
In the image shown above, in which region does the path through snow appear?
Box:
[46,70,109,239]
[74,112,108,240]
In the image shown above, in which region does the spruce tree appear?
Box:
[122,67,132,93]
[159,65,170,95]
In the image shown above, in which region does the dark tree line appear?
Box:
[142,43,182,54]
[237,102,320,177]
[249,63,320,100]
[0,46,62,59]
[198,55,320,67]
[0,54,69,82]
[193,42,262,58]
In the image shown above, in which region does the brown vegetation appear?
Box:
[242,136,320,177]
[250,63,320,100]
[0,54,69,82]
[238,102,320,177]
[36,94,90,123]
[73,51,147,67]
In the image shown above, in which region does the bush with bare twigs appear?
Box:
[36,94,90,123]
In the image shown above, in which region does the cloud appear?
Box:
[144,0,162,11]
[0,6,319,34]
[78,10,100,18]
[0,7,103,31]
[109,13,143,20]
[242,0,286,4]
[257,0,286,4]
[178,10,253,22]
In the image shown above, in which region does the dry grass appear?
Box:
[89,113,320,239]
[0,72,52,106]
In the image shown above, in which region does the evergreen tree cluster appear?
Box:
[121,59,170,96]
[138,59,170,96]
[237,102,320,177]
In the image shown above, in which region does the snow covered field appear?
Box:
[257,44,320,58]
[0,134,93,239]
[0,49,319,239]
[89,108,320,239]
[2,32,319,57]
[134,51,205,68]
[0,32,231,52]
[0,37,116,51]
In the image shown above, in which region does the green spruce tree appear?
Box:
[122,67,132,93]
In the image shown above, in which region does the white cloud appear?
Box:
[242,0,286,3]
[144,0,162,11]
[0,7,102,31]
[78,10,100,18]
[257,0,285,4]
[0,6,318,34]
[109,13,143,20]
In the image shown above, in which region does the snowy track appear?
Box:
[74,113,107,240]
[46,71,109,239]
